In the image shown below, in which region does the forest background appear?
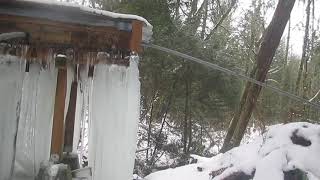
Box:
[65,0,320,177]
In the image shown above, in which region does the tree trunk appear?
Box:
[201,0,208,39]
[187,78,192,153]
[175,0,180,20]
[190,0,198,17]
[183,73,190,154]
[285,20,291,64]
[295,0,311,95]
[280,18,291,119]
[220,81,252,152]
[146,95,155,163]
[90,0,95,8]
[303,0,315,117]
[150,78,177,166]
[221,0,296,152]
[200,119,203,146]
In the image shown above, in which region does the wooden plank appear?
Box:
[88,65,95,77]
[0,1,132,31]
[63,79,78,153]
[129,20,143,53]
[0,14,136,66]
[51,66,67,159]
[0,15,132,50]
[0,15,119,33]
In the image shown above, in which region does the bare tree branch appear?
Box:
[205,0,237,41]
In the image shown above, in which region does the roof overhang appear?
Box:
[0,0,152,63]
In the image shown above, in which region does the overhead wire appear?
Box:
[142,43,320,110]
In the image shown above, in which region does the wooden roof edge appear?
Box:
[20,0,152,27]
[0,0,153,44]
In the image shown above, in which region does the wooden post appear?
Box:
[88,65,94,77]
[51,57,67,159]
[129,20,143,53]
[64,66,78,153]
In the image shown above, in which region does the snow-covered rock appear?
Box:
[145,122,320,180]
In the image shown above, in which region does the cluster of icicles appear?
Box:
[0,54,140,180]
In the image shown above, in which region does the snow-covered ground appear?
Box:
[145,122,320,180]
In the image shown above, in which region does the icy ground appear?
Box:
[145,122,320,180]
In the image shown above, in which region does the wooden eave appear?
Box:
[0,1,144,61]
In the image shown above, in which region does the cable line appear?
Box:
[142,43,320,110]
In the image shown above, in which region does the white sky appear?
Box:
[234,0,320,56]
[61,0,319,56]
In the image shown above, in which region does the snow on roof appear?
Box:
[18,0,152,28]
[145,122,320,180]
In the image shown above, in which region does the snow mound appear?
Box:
[145,122,320,180]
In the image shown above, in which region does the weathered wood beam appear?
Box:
[0,15,145,65]
[88,65,95,77]
[51,57,67,159]
[63,66,78,153]
[0,15,131,51]
[129,20,143,53]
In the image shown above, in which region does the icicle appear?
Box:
[13,63,40,179]
[73,79,82,154]
[73,64,81,154]
[33,65,57,172]
[124,55,140,179]
[76,65,93,167]
[87,55,141,180]
[13,63,58,179]
[0,55,24,180]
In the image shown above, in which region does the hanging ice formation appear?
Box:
[73,64,93,165]
[0,55,58,179]
[0,53,141,180]
[0,55,24,180]
[74,55,141,180]
[13,63,58,179]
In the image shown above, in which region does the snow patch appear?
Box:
[146,122,320,180]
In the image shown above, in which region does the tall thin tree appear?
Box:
[221,0,296,152]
